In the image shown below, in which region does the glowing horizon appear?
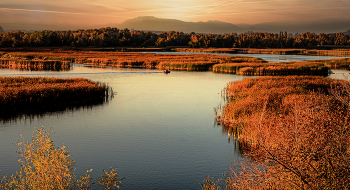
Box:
[0,0,349,30]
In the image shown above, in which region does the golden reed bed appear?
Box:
[2,49,349,76]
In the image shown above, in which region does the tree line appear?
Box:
[0,27,349,48]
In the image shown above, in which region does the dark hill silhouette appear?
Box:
[119,16,350,34]
[120,16,244,34]
[1,16,349,34]
[0,26,4,33]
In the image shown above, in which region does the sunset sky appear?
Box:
[0,0,349,30]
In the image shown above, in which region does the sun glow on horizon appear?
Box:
[0,0,349,30]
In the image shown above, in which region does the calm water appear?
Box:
[141,51,344,62]
[0,53,347,189]
[0,65,249,189]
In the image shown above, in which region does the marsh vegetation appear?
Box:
[208,76,350,189]
[0,58,70,71]
[0,76,111,120]
[1,50,349,76]
[1,46,350,189]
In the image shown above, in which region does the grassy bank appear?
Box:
[213,58,350,76]
[0,58,71,71]
[242,48,350,56]
[175,48,350,56]
[213,61,330,76]
[0,50,267,71]
[2,49,348,76]
[173,48,239,53]
[210,76,350,189]
[0,77,110,119]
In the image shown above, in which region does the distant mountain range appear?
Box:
[118,16,350,35]
[118,16,244,34]
[0,26,4,33]
[1,16,350,34]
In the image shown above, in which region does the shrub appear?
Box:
[0,127,123,190]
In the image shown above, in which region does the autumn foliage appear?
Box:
[213,58,350,75]
[212,76,350,189]
[0,58,70,71]
[0,127,123,189]
[213,61,329,76]
[3,50,350,76]
[0,50,266,71]
[1,28,350,49]
[0,77,109,118]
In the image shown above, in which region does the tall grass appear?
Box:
[3,49,346,76]
[0,58,71,71]
[213,61,330,76]
[209,76,350,189]
[175,48,350,56]
[1,50,266,71]
[0,77,111,119]
[174,48,238,53]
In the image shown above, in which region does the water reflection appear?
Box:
[0,102,105,124]
[141,51,344,63]
[0,94,114,124]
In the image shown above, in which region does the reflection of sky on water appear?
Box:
[0,66,249,190]
[1,61,348,189]
[0,64,161,78]
[233,54,344,62]
[328,70,350,80]
[141,51,345,63]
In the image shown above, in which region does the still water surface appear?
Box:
[0,53,347,189]
[0,65,249,189]
[142,51,344,62]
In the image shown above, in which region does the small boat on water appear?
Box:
[163,70,170,74]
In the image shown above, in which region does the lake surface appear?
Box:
[0,65,250,189]
[142,51,344,62]
[0,53,348,189]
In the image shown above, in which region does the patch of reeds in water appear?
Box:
[175,48,350,56]
[158,61,218,71]
[241,48,350,56]
[211,75,350,189]
[217,76,348,162]
[0,50,266,71]
[220,76,343,130]
[322,57,350,69]
[3,50,349,76]
[174,48,239,53]
[0,76,112,120]
[0,58,71,71]
[213,60,330,76]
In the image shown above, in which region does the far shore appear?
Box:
[1,48,349,76]
[1,46,350,56]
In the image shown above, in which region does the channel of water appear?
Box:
[0,53,348,189]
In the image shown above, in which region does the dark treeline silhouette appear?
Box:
[1,28,350,48]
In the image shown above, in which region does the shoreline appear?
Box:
[2,47,350,56]
[0,76,111,120]
[1,48,349,76]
